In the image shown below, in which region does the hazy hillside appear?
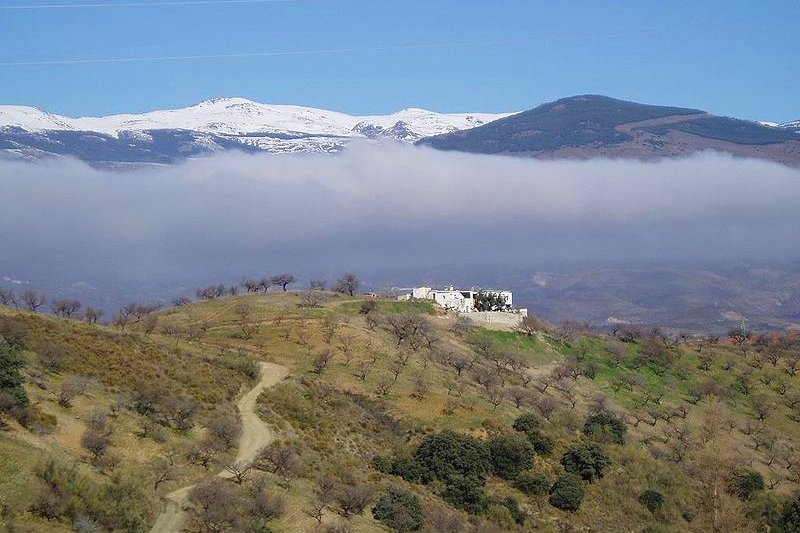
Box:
[418,95,800,166]
[3,288,800,532]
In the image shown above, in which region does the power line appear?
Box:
[0,29,672,68]
[0,0,290,10]
[0,40,522,67]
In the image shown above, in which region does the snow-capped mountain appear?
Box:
[781,119,800,131]
[0,98,511,164]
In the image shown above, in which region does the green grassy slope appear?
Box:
[2,292,800,532]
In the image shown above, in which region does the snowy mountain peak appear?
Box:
[0,105,77,132]
[0,98,513,162]
[196,96,257,106]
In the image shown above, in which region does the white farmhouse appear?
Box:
[399,285,517,314]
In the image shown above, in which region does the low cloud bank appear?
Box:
[1,144,799,292]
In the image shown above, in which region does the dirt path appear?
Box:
[149,361,289,533]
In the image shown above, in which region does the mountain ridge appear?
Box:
[417,95,800,166]
[0,97,512,164]
[2,94,798,165]
[0,97,510,139]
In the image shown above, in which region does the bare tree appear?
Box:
[309,279,327,291]
[0,288,17,307]
[188,479,242,532]
[259,442,302,485]
[206,411,242,452]
[427,506,465,533]
[728,326,751,347]
[751,395,774,422]
[411,375,429,400]
[39,342,66,372]
[533,395,559,420]
[250,481,286,526]
[614,324,642,343]
[232,301,258,339]
[388,359,405,383]
[57,375,93,408]
[336,483,374,517]
[307,478,336,524]
[295,323,313,355]
[196,284,226,300]
[451,315,474,336]
[486,387,506,411]
[150,456,177,490]
[82,307,103,324]
[21,289,47,311]
[385,313,434,349]
[225,461,252,484]
[515,315,544,337]
[334,273,359,296]
[312,349,335,374]
[300,291,323,308]
[353,360,371,381]
[50,299,81,318]
[271,274,296,291]
[508,387,532,409]
[240,278,260,293]
[141,313,159,335]
[443,352,472,376]
[321,317,340,344]
[81,410,112,463]
[375,376,394,397]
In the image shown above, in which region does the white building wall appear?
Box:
[407,286,514,314]
[412,287,432,299]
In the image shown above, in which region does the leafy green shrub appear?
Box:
[0,337,29,421]
[372,487,424,532]
[31,460,150,531]
[561,442,610,482]
[727,469,764,500]
[360,300,378,314]
[512,412,553,455]
[778,494,800,532]
[639,489,665,513]
[484,504,516,530]
[414,430,491,482]
[583,411,627,445]
[475,292,508,311]
[372,455,393,474]
[441,474,488,515]
[395,456,430,484]
[549,473,584,511]
[526,429,555,456]
[513,412,541,433]
[515,473,550,495]
[501,496,527,524]
[488,433,535,480]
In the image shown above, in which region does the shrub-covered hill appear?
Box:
[3,291,800,532]
[418,95,800,165]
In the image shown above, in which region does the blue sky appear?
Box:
[1,0,798,121]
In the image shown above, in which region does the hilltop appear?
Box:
[418,95,800,166]
[2,288,800,532]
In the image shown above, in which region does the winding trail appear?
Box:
[149,361,289,533]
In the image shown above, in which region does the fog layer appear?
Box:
[2,144,799,299]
